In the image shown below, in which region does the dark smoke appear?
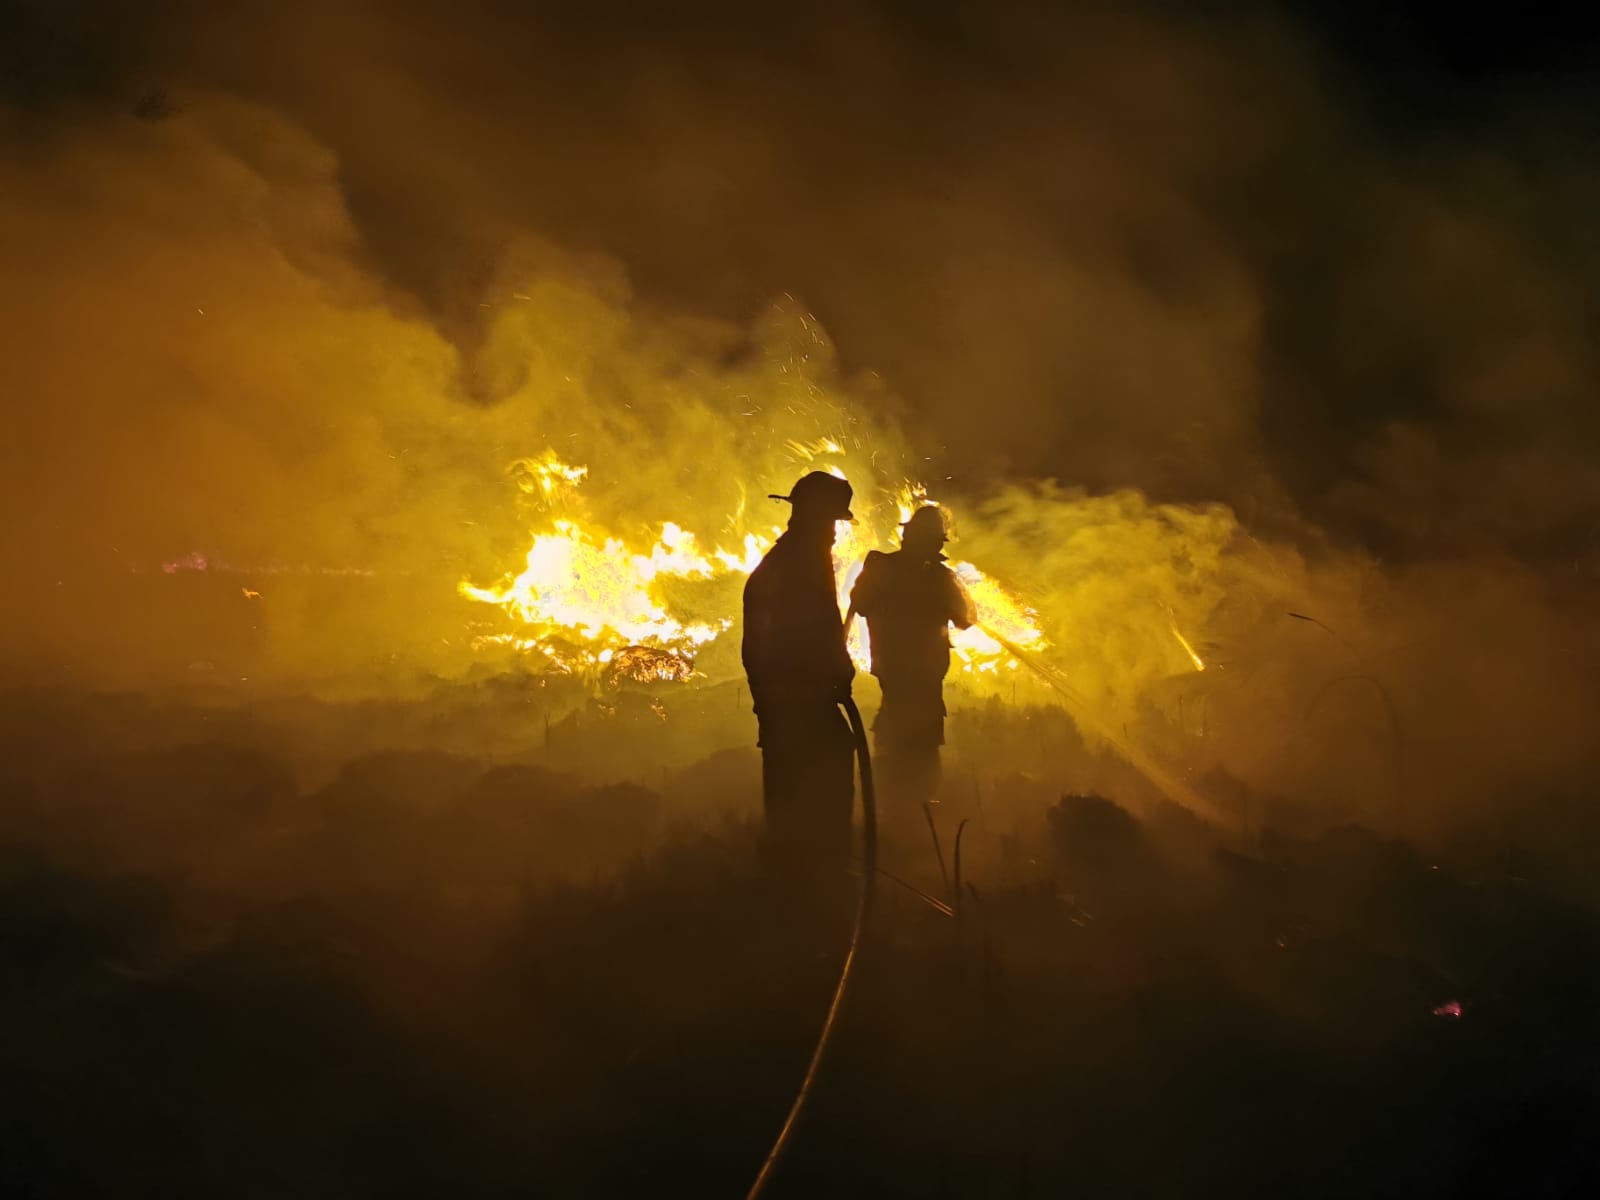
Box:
[5,2,1597,528]
[3,7,1600,1192]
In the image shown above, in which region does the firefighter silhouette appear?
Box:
[849,505,975,812]
[742,471,857,860]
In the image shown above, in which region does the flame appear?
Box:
[459,517,737,674]
[712,534,770,574]
[509,451,589,505]
[949,562,1043,672]
[895,481,931,524]
[461,453,1043,684]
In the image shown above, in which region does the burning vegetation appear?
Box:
[4,1,1600,1194]
[8,64,1596,852]
[458,451,1043,684]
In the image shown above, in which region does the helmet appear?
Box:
[770,471,854,521]
[901,504,949,547]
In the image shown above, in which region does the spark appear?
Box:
[1170,622,1205,671]
[784,435,846,462]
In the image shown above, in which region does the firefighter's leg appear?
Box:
[760,707,855,867]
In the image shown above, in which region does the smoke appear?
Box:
[2,0,1598,844]
[0,90,914,687]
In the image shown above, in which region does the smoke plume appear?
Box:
[2,0,1598,844]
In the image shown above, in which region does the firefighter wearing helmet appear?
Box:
[742,472,858,861]
[848,504,975,814]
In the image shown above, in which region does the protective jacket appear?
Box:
[742,530,854,714]
[849,549,975,686]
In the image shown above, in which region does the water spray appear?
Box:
[977,623,1225,824]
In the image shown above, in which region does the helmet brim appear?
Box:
[769,493,854,521]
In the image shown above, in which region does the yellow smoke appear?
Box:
[8,92,1599,839]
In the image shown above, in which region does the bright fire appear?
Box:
[459,519,744,671]
[460,455,1045,682]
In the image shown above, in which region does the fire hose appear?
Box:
[745,693,878,1200]
[744,619,1226,1194]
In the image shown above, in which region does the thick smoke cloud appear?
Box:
[7,2,1595,525]
[2,0,1598,845]
[6,14,1600,1192]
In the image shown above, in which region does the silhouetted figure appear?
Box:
[742,472,857,862]
[849,505,975,813]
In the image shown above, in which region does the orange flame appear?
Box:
[461,455,1043,682]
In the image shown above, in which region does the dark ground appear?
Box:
[0,686,1596,1198]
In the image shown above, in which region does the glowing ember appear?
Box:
[163,552,209,574]
[608,645,697,686]
[155,556,376,578]
[1432,1000,1464,1019]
